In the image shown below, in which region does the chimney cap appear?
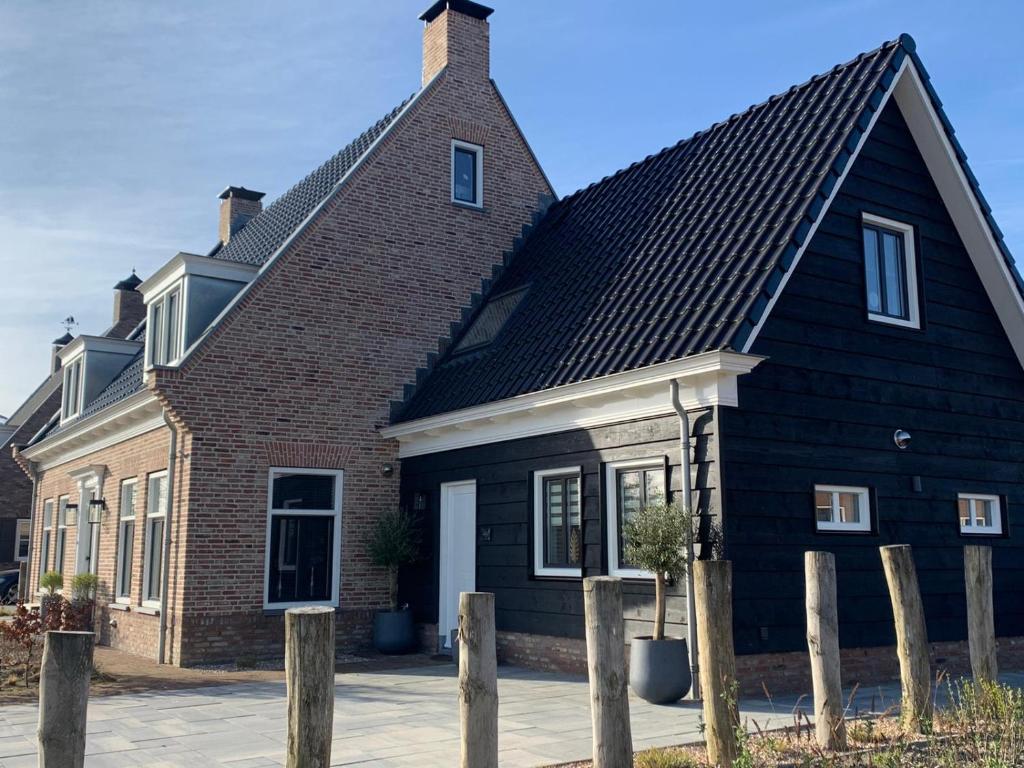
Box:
[218,186,266,202]
[52,332,74,346]
[419,0,493,23]
[113,270,142,292]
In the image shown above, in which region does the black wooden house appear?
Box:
[383,35,1024,670]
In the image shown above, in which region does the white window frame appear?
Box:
[862,212,921,329]
[61,356,84,420]
[533,466,583,578]
[142,471,168,609]
[39,499,54,584]
[115,478,138,603]
[146,283,184,368]
[958,493,1003,536]
[14,519,30,562]
[606,457,667,579]
[814,485,872,533]
[54,495,69,578]
[451,139,484,208]
[263,467,344,610]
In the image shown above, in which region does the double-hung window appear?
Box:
[533,467,582,577]
[116,479,137,601]
[142,472,168,608]
[606,459,666,578]
[148,287,183,366]
[54,496,69,575]
[39,500,54,582]
[61,357,83,420]
[815,485,871,533]
[451,140,483,208]
[14,519,30,563]
[264,468,343,608]
[862,213,920,328]
[958,493,1003,536]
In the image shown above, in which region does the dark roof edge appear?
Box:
[170,71,446,374]
[419,0,494,23]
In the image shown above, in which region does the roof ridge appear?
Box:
[553,37,905,209]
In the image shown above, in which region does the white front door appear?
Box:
[439,480,477,651]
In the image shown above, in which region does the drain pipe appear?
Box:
[23,457,39,602]
[670,380,700,701]
[157,411,178,665]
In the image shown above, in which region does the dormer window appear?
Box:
[148,286,183,366]
[61,356,83,420]
[452,140,483,208]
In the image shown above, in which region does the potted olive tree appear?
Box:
[623,499,693,704]
[369,508,421,654]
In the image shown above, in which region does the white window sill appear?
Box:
[136,604,161,616]
[868,312,920,330]
[108,602,131,612]
[960,529,1002,536]
[534,567,582,579]
[610,568,656,580]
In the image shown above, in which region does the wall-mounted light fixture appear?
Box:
[63,503,79,526]
[381,463,395,478]
[88,499,107,524]
[413,492,427,511]
[894,429,912,450]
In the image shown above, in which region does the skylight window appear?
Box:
[452,287,528,353]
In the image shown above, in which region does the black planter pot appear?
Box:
[373,609,415,654]
[629,637,692,704]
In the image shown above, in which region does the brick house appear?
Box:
[15,0,552,664]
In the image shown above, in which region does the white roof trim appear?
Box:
[57,335,143,364]
[382,350,763,457]
[138,252,258,303]
[741,58,1024,370]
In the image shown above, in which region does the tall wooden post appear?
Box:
[458,592,498,768]
[805,552,847,751]
[37,630,94,768]
[285,606,335,768]
[583,576,633,768]
[694,560,739,767]
[964,545,997,684]
[880,545,932,732]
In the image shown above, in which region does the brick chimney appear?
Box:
[218,186,265,244]
[420,0,494,87]
[110,271,146,338]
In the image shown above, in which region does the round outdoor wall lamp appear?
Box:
[381,463,395,478]
[894,429,912,450]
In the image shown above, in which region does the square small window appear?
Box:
[14,519,30,562]
[532,467,582,578]
[958,493,1003,536]
[452,140,483,208]
[862,213,920,329]
[814,485,871,533]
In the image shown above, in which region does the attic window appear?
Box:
[452,140,483,208]
[61,357,83,420]
[862,213,920,329]
[452,287,528,354]
[148,286,183,366]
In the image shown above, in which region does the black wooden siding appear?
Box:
[722,99,1024,655]
[398,411,719,641]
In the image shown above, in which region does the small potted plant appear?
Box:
[38,570,63,622]
[368,508,421,654]
[69,573,99,631]
[623,499,693,704]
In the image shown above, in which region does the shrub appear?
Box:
[39,571,62,594]
[622,499,692,640]
[635,748,702,768]
[368,509,421,611]
[70,572,99,602]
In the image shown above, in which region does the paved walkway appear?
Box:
[0,663,915,768]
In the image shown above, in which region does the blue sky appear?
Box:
[1,0,1021,414]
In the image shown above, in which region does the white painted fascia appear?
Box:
[382,350,764,457]
[137,252,259,304]
[741,57,1024,371]
[20,390,165,471]
[56,335,143,364]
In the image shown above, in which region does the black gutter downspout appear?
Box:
[670,380,700,701]
[157,412,178,664]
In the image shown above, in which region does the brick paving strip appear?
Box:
[0,646,948,768]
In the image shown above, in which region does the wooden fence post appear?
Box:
[285,606,335,768]
[964,545,997,684]
[879,545,932,732]
[694,560,739,767]
[583,576,632,768]
[37,630,94,768]
[805,551,847,751]
[458,591,498,768]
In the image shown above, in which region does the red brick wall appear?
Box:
[148,37,552,663]
[29,427,172,659]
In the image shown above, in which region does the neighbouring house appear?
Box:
[11,2,1023,692]
[14,0,552,664]
[0,278,143,579]
[385,33,1024,687]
